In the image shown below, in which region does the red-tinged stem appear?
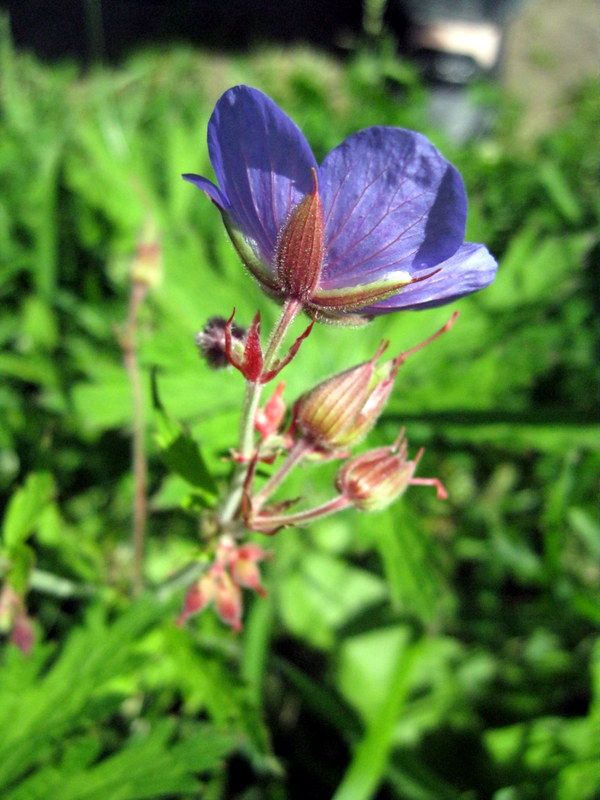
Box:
[122,279,149,596]
[218,299,302,527]
[251,494,352,532]
[410,477,448,500]
[393,310,459,368]
[251,438,313,511]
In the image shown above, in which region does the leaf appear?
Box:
[152,376,218,501]
[363,506,449,623]
[6,720,237,800]
[277,548,387,650]
[0,598,160,790]
[332,631,421,800]
[1,472,55,551]
[538,160,583,224]
[4,543,36,594]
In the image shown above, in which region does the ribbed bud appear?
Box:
[293,342,391,450]
[275,168,324,301]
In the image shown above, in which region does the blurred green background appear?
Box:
[0,6,598,799]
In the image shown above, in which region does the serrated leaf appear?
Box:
[5,720,238,800]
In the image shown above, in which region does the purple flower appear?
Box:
[184,86,497,322]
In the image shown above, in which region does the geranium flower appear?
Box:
[184,85,497,322]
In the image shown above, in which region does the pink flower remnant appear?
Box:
[177,537,270,632]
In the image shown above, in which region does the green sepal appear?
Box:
[222,215,280,293]
[309,275,413,313]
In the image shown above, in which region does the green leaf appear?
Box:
[538,160,583,224]
[2,472,55,551]
[4,543,36,593]
[332,631,420,800]
[6,720,237,800]
[152,389,218,501]
[277,549,387,650]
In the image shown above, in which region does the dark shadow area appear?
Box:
[3,0,369,64]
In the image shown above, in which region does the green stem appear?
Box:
[217,299,302,527]
[252,438,312,511]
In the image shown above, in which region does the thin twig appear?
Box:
[122,279,149,596]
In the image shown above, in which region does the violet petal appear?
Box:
[186,86,317,267]
[318,127,467,288]
[182,174,230,210]
[358,243,498,314]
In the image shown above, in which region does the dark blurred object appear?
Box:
[387,1,528,141]
[3,0,363,63]
[3,0,526,142]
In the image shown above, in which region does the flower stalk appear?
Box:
[217,298,303,527]
[122,278,150,597]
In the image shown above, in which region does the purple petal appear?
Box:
[358,243,498,314]
[186,86,317,268]
[182,174,230,210]
[318,127,467,288]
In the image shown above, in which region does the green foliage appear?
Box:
[0,19,598,800]
[0,599,242,799]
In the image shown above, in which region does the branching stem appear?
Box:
[251,438,312,511]
[217,299,302,527]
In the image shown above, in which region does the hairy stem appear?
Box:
[217,299,302,527]
[251,495,351,532]
[251,438,312,511]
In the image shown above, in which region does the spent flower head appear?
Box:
[336,431,448,512]
[177,536,270,631]
[184,85,497,322]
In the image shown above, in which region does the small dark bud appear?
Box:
[196,316,245,369]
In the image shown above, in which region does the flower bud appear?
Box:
[275,169,324,301]
[336,433,447,511]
